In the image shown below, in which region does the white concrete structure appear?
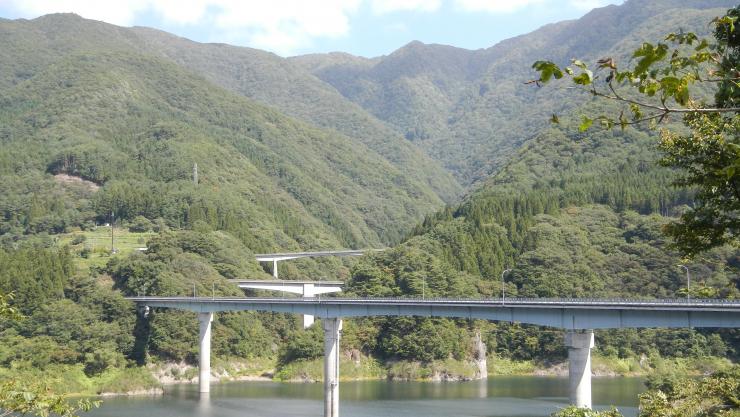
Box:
[249,249,379,326]
[198,312,214,393]
[254,250,379,279]
[323,318,342,417]
[565,329,594,408]
[231,280,343,327]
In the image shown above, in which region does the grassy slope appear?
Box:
[57,227,155,273]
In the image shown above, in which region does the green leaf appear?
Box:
[532,61,564,83]
[573,70,593,85]
[572,59,588,70]
[579,116,593,132]
[633,43,668,75]
[550,114,560,124]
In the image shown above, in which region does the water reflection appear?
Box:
[197,392,211,416]
[88,377,644,417]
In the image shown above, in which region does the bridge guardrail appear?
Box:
[128,295,740,308]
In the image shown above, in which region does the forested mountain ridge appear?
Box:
[0,13,461,204]
[293,0,737,185]
[0,16,458,249]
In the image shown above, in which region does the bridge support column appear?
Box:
[198,312,214,394]
[303,284,315,328]
[323,318,342,417]
[565,329,594,408]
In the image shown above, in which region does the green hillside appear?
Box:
[342,121,739,366]
[294,0,737,185]
[0,13,460,204]
[0,49,447,248]
[131,26,462,203]
[0,0,738,397]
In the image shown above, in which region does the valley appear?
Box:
[0,1,738,416]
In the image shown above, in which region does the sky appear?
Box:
[0,0,624,57]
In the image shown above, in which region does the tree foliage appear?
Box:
[552,366,740,417]
[0,290,99,417]
[532,6,740,255]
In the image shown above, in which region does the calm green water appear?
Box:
[88,377,644,417]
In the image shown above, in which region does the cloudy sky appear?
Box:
[0,0,623,57]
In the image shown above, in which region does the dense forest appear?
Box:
[294,0,737,185]
[0,0,737,397]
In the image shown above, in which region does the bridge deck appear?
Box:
[129,297,740,330]
[230,280,344,285]
[254,249,381,261]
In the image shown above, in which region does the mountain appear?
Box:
[0,0,738,395]
[0,13,460,204]
[129,27,461,203]
[344,117,739,365]
[0,14,461,250]
[333,0,740,367]
[292,0,737,185]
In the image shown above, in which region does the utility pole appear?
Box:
[110,210,115,254]
[678,265,690,300]
[193,163,199,185]
[501,269,511,304]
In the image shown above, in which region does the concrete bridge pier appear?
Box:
[323,318,342,417]
[302,284,318,328]
[198,312,214,394]
[565,329,594,408]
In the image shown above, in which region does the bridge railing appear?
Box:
[130,295,740,306]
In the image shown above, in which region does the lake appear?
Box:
[88,376,645,417]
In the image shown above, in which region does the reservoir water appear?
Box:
[88,377,644,417]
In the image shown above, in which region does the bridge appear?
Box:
[246,249,376,326]
[130,296,740,417]
[254,249,380,278]
[230,280,344,327]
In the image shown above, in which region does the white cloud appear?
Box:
[7,0,150,26]
[370,0,441,14]
[148,0,209,25]
[2,0,623,55]
[452,0,619,15]
[568,0,618,11]
[453,0,547,14]
[3,0,362,55]
[208,0,361,53]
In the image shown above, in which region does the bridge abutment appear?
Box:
[323,318,342,417]
[198,312,214,393]
[565,329,594,408]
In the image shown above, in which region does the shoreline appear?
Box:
[99,372,646,397]
[21,354,733,398]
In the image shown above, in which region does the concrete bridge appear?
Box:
[254,249,380,278]
[247,249,376,326]
[130,296,740,416]
[230,280,343,327]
